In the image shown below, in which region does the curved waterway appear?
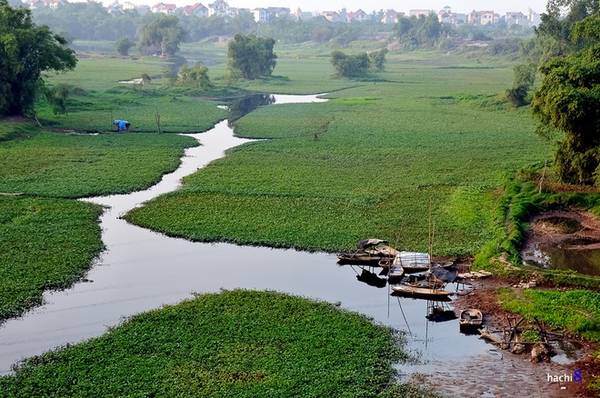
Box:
[0,94,567,396]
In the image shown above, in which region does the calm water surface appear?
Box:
[0,94,496,384]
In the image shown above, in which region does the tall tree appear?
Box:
[227,34,277,80]
[138,15,185,57]
[0,0,77,116]
[532,12,600,185]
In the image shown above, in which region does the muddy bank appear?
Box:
[522,209,600,276]
[445,279,597,397]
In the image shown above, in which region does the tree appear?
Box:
[531,14,600,185]
[138,15,184,57]
[177,63,212,89]
[115,37,135,56]
[368,48,388,71]
[227,34,277,80]
[331,51,369,78]
[0,0,77,116]
[505,63,537,106]
[44,84,69,115]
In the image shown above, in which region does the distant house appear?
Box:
[151,2,177,14]
[293,7,313,20]
[122,1,136,11]
[27,0,65,9]
[252,7,289,22]
[409,9,434,18]
[381,9,400,24]
[504,11,528,26]
[347,9,368,22]
[528,9,541,26]
[468,10,499,25]
[106,1,123,14]
[321,11,342,22]
[183,3,208,17]
[253,7,269,22]
[136,4,151,14]
[438,6,466,25]
[208,0,229,16]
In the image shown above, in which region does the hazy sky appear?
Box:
[125,0,548,14]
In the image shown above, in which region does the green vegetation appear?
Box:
[532,19,600,185]
[505,63,536,107]
[0,196,102,321]
[228,34,277,80]
[0,290,430,397]
[473,167,600,288]
[35,56,226,133]
[394,14,445,49]
[126,52,547,254]
[498,288,600,341]
[0,127,196,197]
[115,37,135,56]
[0,0,76,116]
[138,15,185,57]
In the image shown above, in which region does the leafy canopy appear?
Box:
[0,0,76,116]
[138,14,185,57]
[331,49,388,78]
[532,11,600,185]
[227,34,277,80]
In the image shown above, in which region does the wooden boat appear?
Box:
[390,283,451,301]
[337,239,397,265]
[459,309,483,333]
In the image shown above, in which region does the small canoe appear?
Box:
[459,309,483,333]
[391,283,451,301]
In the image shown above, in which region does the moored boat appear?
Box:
[337,239,397,265]
[459,308,483,333]
[390,283,451,301]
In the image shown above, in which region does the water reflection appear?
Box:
[227,94,276,123]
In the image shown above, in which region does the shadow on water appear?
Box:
[227,94,276,123]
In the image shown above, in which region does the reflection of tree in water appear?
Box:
[227,94,275,124]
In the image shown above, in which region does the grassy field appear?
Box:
[127,51,548,254]
[0,290,430,397]
[40,55,227,133]
[0,196,102,321]
[0,127,196,197]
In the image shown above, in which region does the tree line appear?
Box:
[513,0,600,187]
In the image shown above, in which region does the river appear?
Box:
[0,94,569,396]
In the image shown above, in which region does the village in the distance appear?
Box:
[24,0,542,27]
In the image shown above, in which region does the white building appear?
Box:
[409,9,434,18]
[151,2,177,14]
[182,2,208,17]
[505,11,529,26]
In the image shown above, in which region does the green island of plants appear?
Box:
[0,290,432,398]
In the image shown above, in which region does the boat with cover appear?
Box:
[337,239,398,265]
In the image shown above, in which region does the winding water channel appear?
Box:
[0,94,570,396]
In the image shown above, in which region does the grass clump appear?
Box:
[0,196,102,322]
[0,290,418,397]
[498,288,600,341]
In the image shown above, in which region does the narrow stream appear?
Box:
[0,94,567,396]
